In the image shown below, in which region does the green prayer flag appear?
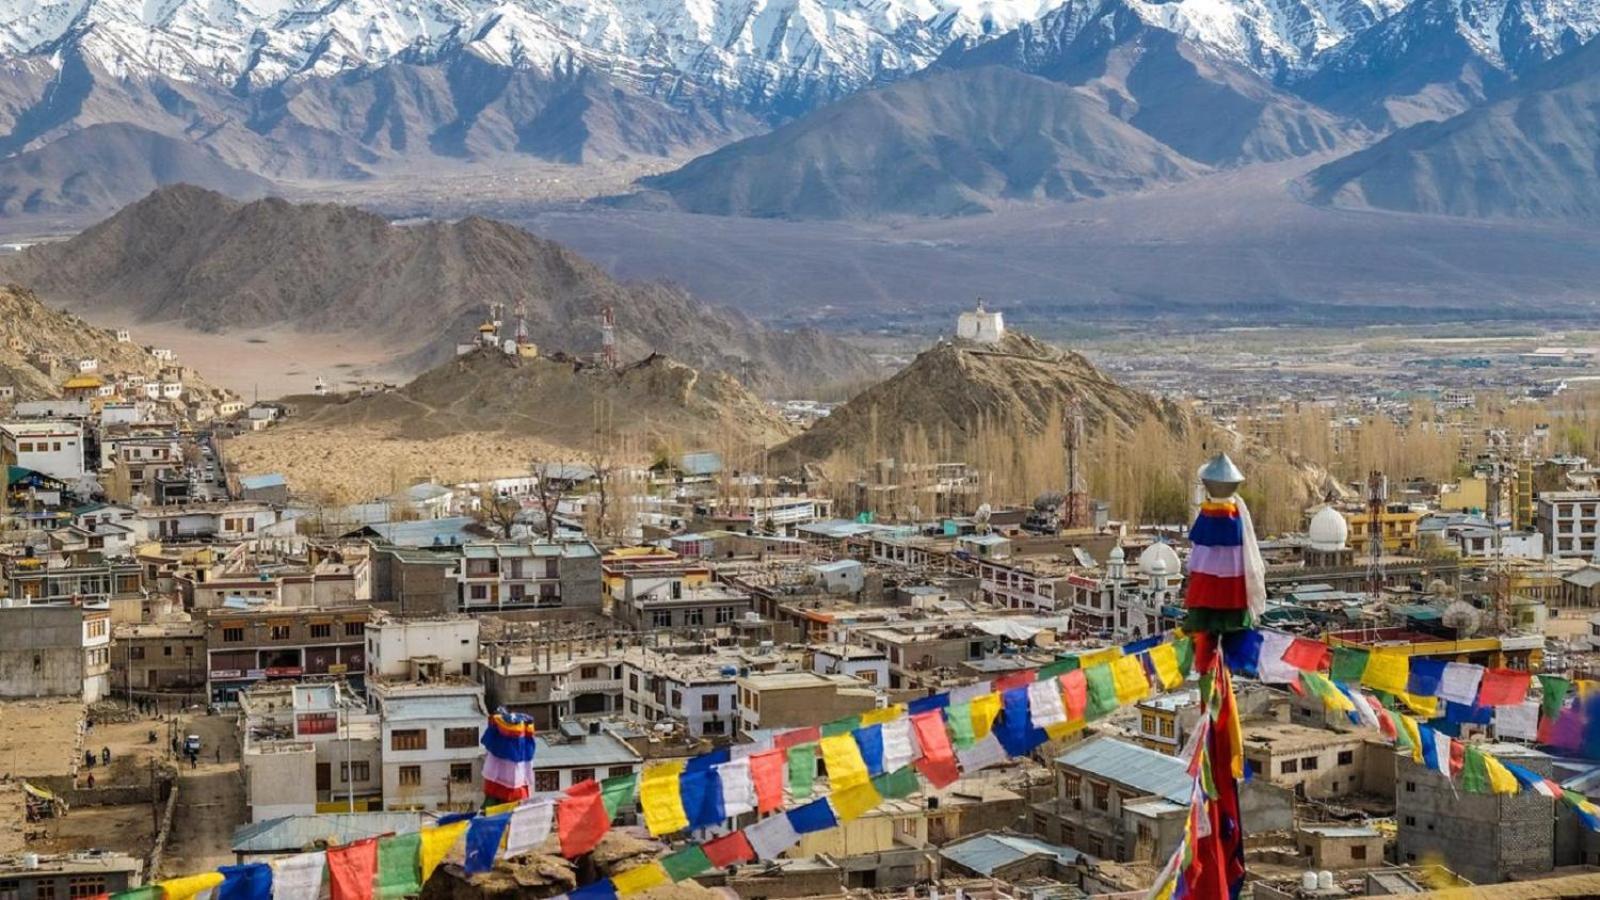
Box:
[946,703,977,748]
[377,832,422,898]
[1393,720,1414,753]
[1330,647,1370,684]
[1459,747,1490,794]
[602,772,639,818]
[662,845,713,882]
[822,716,862,737]
[1084,663,1118,720]
[1173,638,1194,678]
[873,766,920,799]
[1541,675,1571,718]
[1039,657,1079,680]
[787,743,816,799]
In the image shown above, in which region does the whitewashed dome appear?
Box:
[1309,506,1349,551]
[1139,542,1181,576]
[1108,545,1126,562]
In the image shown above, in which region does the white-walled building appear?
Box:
[365,614,480,682]
[1,420,85,482]
[956,301,1005,345]
[1537,492,1600,559]
[620,650,742,739]
[371,682,487,812]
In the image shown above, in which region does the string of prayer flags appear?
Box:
[374,833,421,899]
[557,780,610,858]
[326,838,378,900]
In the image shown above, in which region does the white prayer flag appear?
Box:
[718,757,756,818]
[955,733,1007,773]
[881,718,920,772]
[504,799,555,857]
[1494,699,1541,741]
[1028,679,1068,728]
[270,851,326,900]
[746,813,801,860]
[1257,630,1299,684]
[1438,662,1485,706]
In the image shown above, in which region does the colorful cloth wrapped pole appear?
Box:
[482,712,539,802]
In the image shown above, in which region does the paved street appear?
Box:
[160,712,246,876]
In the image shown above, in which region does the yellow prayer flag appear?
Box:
[159,873,224,900]
[1045,719,1084,741]
[830,780,883,822]
[484,800,519,817]
[970,692,1001,739]
[1079,647,1122,668]
[420,821,470,883]
[640,760,690,836]
[820,733,871,791]
[860,704,904,726]
[1483,754,1520,795]
[1361,650,1410,696]
[1397,714,1424,764]
[613,862,670,896]
[1111,655,1150,705]
[1148,644,1184,691]
[1397,691,1438,719]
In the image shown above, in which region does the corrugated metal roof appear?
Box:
[360,517,479,547]
[533,732,641,769]
[232,813,424,853]
[239,474,287,490]
[939,833,1097,876]
[1055,737,1193,804]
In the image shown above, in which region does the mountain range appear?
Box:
[0,185,874,391]
[2,0,1599,224]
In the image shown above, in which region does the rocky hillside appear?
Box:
[286,347,795,450]
[771,331,1188,463]
[0,284,232,404]
[0,186,874,391]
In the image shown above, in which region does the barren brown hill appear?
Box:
[0,185,872,392]
[771,331,1188,465]
[287,347,793,449]
[0,284,233,405]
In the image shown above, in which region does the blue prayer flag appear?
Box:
[788,798,838,834]
[994,687,1047,757]
[217,864,272,900]
[1407,658,1446,697]
[681,767,726,830]
[686,748,730,772]
[571,880,618,900]
[909,694,949,716]
[465,814,511,874]
[854,725,885,777]
[1221,630,1262,677]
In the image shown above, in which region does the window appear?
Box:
[581,665,603,679]
[345,622,364,637]
[652,610,672,628]
[185,645,194,657]
[1404,815,1416,826]
[444,728,478,748]
[1337,750,1354,766]
[629,673,638,691]
[69,877,106,898]
[1141,713,1157,733]
[1280,759,1299,774]
[34,882,54,900]
[1091,782,1109,811]
[398,765,421,786]
[130,646,145,660]
[519,680,539,693]
[1351,846,1367,861]
[310,623,332,638]
[609,766,634,779]
[686,608,704,626]
[391,729,427,751]
[223,627,244,642]
[342,761,371,782]
[450,763,473,783]
[630,700,639,714]
[1301,756,1318,771]
[716,606,735,624]
[702,694,720,712]
[572,768,595,785]
[671,690,683,708]
[163,644,173,657]
[1159,719,1175,738]
[470,585,489,601]
[270,625,292,640]
[535,771,560,792]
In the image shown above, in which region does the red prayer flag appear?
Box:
[1448,739,1465,778]
[1477,668,1533,707]
[558,780,609,858]
[702,831,756,868]
[993,669,1036,692]
[749,749,787,814]
[1059,668,1088,721]
[910,711,959,788]
[328,837,379,900]
[1281,638,1329,673]
[775,726,820,750]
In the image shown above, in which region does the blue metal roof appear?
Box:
[1055,737,1193,805]
[358,517,479,547]
[939,833,1098,876]
[232,813,424,853]
[239,473,287,490]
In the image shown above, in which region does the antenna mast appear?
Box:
[600,305,617,370]
[1063,402,1088,530]
[1365,470,1387,604]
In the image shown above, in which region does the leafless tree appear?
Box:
[529,459,566,542]
[476,480,521,539]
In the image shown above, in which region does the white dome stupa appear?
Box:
[1308,506,1349,551]
[1139,542,1181,577]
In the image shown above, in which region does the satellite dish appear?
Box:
[1442,600,1482,637]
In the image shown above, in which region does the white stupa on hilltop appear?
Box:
[956,299,1005,345]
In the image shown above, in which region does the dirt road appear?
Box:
[160,712,246,876]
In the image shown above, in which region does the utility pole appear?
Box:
[1365,470,1387,607]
